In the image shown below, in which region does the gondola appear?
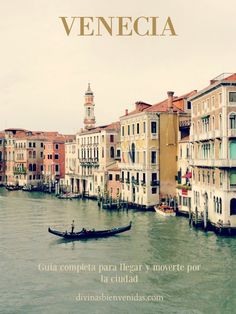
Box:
[48,221,132,240]
[5,185,22,191]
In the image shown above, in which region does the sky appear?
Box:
[1,0,236,134]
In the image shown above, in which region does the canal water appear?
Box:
[0,188,235,314]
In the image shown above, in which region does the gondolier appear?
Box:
[71,220,75,233]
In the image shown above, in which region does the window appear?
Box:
[212,171,215,184]
[116,149,121,158]
[152,187,157,194]
[151,151,156,164]
[229,113,236,129]
[55,144,59,150]
[143,151,146,165]
[229,92,236,102]
[230,170,236,187]
[137,123,140,134]
[33,164,36,171]
[122,126,124,136]
[230,141,236,160]
[220,172,223,187]
[131,143,135,163]
[151,121,157,133]
[143,121,146,133]
[109,174,113,180]
[110,146,115,158]
[41,142,43,148]
[230,199,236,215]
[132,124,135,135]
[110,135,114,143]
[128,125,130,135]
[187,101,191,110]
[142,173,146,184]
[55,154,59,160]
[55,165,59,172]
[115,174,120,181]
[33,142,36,148]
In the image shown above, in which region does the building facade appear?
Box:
[189,73,236,228]
[119,91,195,209]
[176,119,192,215]
[0,132,5,185]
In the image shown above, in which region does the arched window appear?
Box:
[87,107,91,117]
[29,151,32,158]
[110,146,115,158]
[0,151,2,161]
[230,199,236,215]
[213,196,216,212]
[29,164,32,171]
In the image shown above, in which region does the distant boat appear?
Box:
[57,193,81,199]
[48,221,132,240]
[5,185,22,191]
[154,205,176,217]
[22,185,41,192]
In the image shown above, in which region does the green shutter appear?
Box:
[230,141,236,159]
[230,171,236,185]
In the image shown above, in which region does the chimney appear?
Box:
[125,109,128,115]
[167,91,174,110]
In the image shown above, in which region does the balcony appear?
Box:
[119,163,147,171]
[79,158,99,166]
[141,180,146,186]
[191,130,222,142]
[228,129,236,138]
[125,178,130,184]
[176,184,192,190]
[151,133,158,140]
[13,167,27,175]
[190,159,236,168]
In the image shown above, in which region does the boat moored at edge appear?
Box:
[154,205,176,217]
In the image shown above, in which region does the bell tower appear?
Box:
[84,83,96,130]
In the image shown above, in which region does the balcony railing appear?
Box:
[13,168,27,175]
[176,184,192,190]
[228,129,236,138]
[190,159,236,168]
[141,180,146,186]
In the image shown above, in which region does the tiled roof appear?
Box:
[120,102,152,118]
[145,98,184,113]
